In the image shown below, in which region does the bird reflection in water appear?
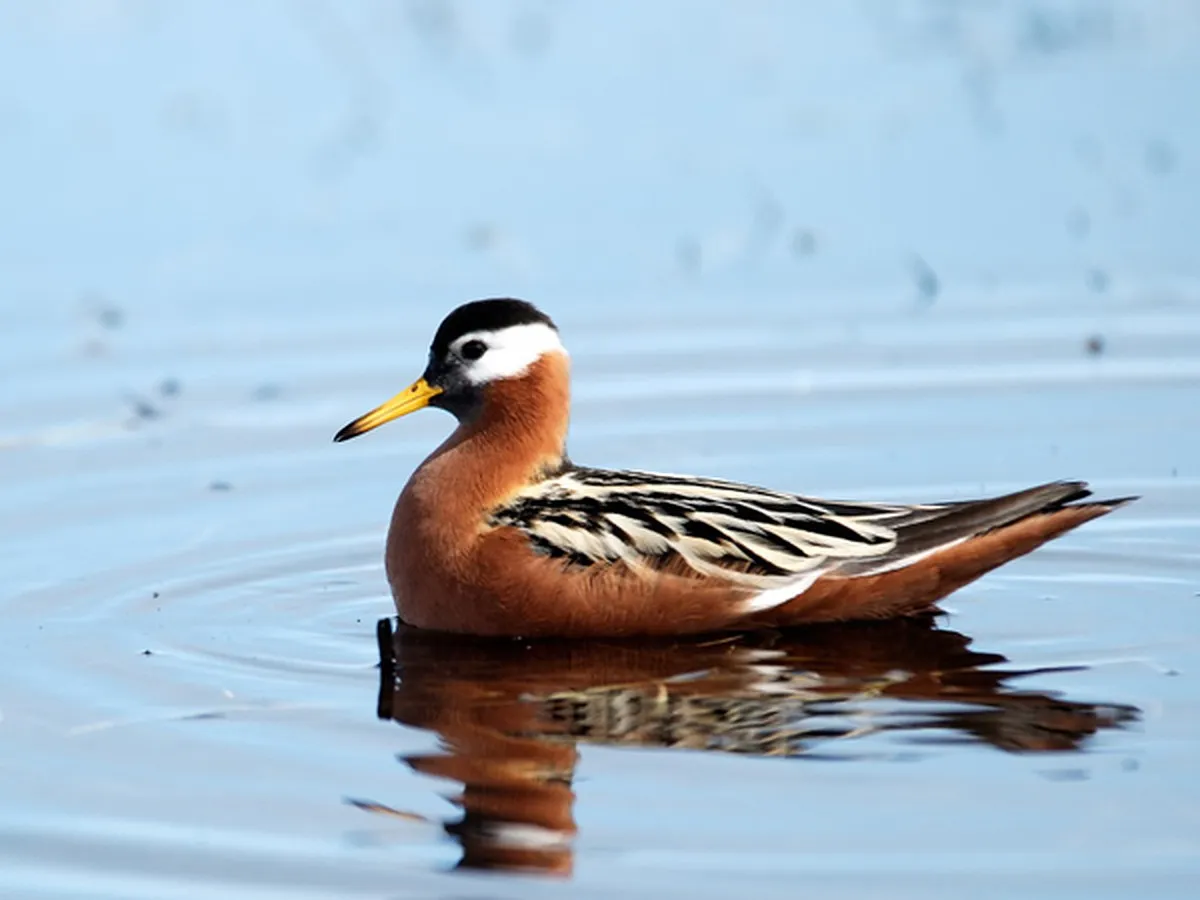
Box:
[357,616,1137,876]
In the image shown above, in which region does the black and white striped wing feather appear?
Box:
[489,467,952,591]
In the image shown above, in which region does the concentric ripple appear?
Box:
[3,289,1199,897]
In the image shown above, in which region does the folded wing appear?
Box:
[491,467,1104,597]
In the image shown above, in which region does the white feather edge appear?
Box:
[738,535,972,615]
[740,570,826,613]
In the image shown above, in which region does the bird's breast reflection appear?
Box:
[358,616,1136,877]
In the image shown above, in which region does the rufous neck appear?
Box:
[421,353,571,509]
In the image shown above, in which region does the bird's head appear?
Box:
[334,298,565,441]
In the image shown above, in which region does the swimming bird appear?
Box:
[335,299,1132,638]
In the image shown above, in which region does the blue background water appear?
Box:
[2,2,1199,897]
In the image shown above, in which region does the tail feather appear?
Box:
[755,490,1134,627]
[895,480,1089,551]
[839,482,1132,577]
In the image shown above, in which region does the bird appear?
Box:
[334,298,1133,638]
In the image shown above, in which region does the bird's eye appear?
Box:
[460,339,487,361]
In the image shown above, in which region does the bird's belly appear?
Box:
[384,521,766,637]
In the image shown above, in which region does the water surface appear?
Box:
[3,3,1200,898]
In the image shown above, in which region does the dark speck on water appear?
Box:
[1066,207,1091,239]
[1145,139,1177,176]
[463,222,497,253]
[208,481,232,492]
[1085,334,1106,356]
[127,395,161,421]
[909,255,940,304]
[1038,768,1090,782]
[90,300,125,330]
[792,227,817,258]
[1086,267,1110,293]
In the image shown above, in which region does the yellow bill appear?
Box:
[334,377,443,442]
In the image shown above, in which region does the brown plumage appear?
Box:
[335,298,1133,638]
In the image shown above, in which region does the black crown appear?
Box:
[431,298,556,357]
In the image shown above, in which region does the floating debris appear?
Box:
[1145,139,1177,176]
[127,395,161,422]
[1085,268,1110,293]
[909,256,940,304]
[124,378,183,427]
[676,237,702,274]
[406,0,459,53]
[1084,334,1106,356]
[208,481,232,492]
[751,192,784,242]
[1037,767,1089,783]
[463,222,497,253]
[79,290,126,330]
[791,228,817,258]
[97,305,124,330]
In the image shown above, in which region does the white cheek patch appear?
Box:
[453,323,567,384]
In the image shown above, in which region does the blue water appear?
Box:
[2,2,1199,897]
